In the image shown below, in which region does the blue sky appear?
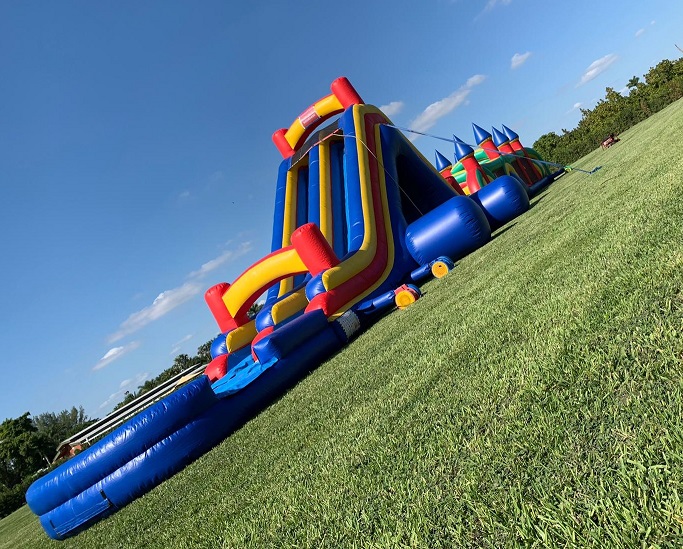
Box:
[1,0,682,422]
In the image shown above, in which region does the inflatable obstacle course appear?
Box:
[438,124,565,198]
[27,77,556,539]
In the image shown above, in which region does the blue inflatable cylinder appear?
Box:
[410,263,433,282]
[210,333,229,358]
[469,175,529,230]
[252,309,334,364]
[404,195,491,266]
[526,168,565,197]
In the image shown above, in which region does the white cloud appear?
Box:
[379,101,404,117]
[637,20,656,37]
[93,341,141,371]
[173,334,193,346]
[484,0,512,12]
[170,334,194,355]
[108,282,204,343]
[107,242,252,343]
[566,102,582,114]
[99,372,150,409]
[409,75,486,139]
[188,242,252,279]
[209,171,225,184]
[577,54,619,86]
[511,52,532,70]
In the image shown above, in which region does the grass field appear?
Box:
[3,100,683,548]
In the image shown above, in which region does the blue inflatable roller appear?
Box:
[404,195,491,266]
[469,175,530,230]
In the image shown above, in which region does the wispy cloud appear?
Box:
[577,54,618,86]
[566,102,582,114]
[93,341,141,371]
[476,0,512,18]
[484,0,512,11]
[636,20,655,37]
[170,334,194,356]
[108,242,252,343]
[408,75,486,140]
[379,101,404,117]
[208,171,225,184]
[511,52,532,70]
[99,372,150,409]
[187,242,251,279]
[108,282,204,343]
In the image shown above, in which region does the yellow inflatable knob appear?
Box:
[395,289,418,309]
[431,260,450,278]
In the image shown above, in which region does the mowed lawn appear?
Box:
[3,100,683,549]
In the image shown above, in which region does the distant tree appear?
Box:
[32,407,96,448]
[170,353,193,375]
[0,413,52,489]
[532,131,563,164]
[112,392,136,411]
[627,76,640,89]
[111,341,218,413]
[248,302,264,319]
[196,339,213,365]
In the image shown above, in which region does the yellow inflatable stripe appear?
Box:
[318,139,334,244]
[321,105,378,290]
[226,321,257,352]
[315,94,344,118]
[283,94,344,150]
[278,167,301,296]
[224,247,306,318]
[270,288,309,325]
[329,112,396,318]
[284,119,307,151]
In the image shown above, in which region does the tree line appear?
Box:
[112,339,213,412]
[533,56,683,166]
[0,407,96,517]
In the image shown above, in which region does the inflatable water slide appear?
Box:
[26,78,530,540]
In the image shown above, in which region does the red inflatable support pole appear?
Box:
[291,222,340,275]
[330,77,364,108]
[272,128,293,159]
[204,283,238,333]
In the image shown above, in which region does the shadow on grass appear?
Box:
[529,193,549,209]
[492,223,517,240]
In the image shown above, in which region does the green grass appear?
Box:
[3,100,683,548]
